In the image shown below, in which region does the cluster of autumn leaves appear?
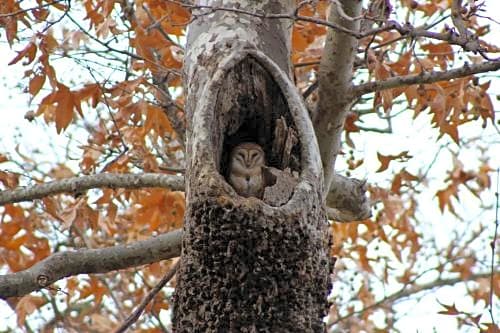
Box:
[0,0,498,331]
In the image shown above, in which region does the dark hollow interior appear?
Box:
[215,57,302,179]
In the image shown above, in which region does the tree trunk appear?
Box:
[173,1,332,331]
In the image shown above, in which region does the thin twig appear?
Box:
[490,168,499,325]
[142,4,184,50]
[84,66,130,173]
[114,260,180,333]
[0,0,65,18]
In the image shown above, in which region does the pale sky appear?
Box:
[0,1,499,332]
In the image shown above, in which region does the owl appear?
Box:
[228,142,266,198]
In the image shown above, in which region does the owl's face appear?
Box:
[230,143,266,173]
[228,143,266,198]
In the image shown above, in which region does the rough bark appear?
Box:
[172,1,331,331]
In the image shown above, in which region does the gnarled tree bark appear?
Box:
[172,1,331,331]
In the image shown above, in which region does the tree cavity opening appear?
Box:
[215,57,302,204]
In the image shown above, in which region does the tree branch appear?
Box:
[314,0,362,196]
[330,270,498,326]
[0,171,370,221]
[326,174,371,222]
[171,0,494,57]
[0,173,184,206]
[360,19,484,54]
[0,229,182,299]
[352,60,500,97]
[115,260,180,333]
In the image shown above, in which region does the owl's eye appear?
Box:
[250,151,258,160]
[236,151,246,161]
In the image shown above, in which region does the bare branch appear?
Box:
[115,260,180,333]
[169,0,494,58]
[329,270,498,326]
[352,60,500,97]
[0,229,182,299]
[361,19,484,54]
[0,173,184,206]
[491,168,500,325]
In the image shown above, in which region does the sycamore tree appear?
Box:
[0,0,499,331]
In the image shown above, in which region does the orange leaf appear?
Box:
[437,302,460,316]
[4,16,19,46]
[483,323,500,333]
[28,74,45,97]
[0,171,19,188]
[376,151,412,172]
[8,42,37,66]
[55,89,75,133]
[3,234,28,250]
[344,113,359,133]
[436,184,458,213]
[438,122,459,144]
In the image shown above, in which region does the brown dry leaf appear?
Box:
[144,103,173,138]
[28,74,45,97]
[437,302,460,316]
[436,183,458,213]
[39,32,58,54]
[438,121,459,144]
[89,313,116,331]
[0,171,19,188]
[48,164,74,179]
[483,323,500,333]
[355,246,374,274]
[421,42,454,69]
[74,83,101,108]
[469,278,490,304]
[80,276,107,305]
[376,151,412,172]
[391,169,419,194]
[451,256,475,280]
[39,53,58,88]
[15,295,46,327]
[2,234,28,251]
[54,85,76,133]
[476,163,492,189]
[357,279,375,306]
[59,198,86,229]
[38,83,80,133]
[8,42,37,66]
